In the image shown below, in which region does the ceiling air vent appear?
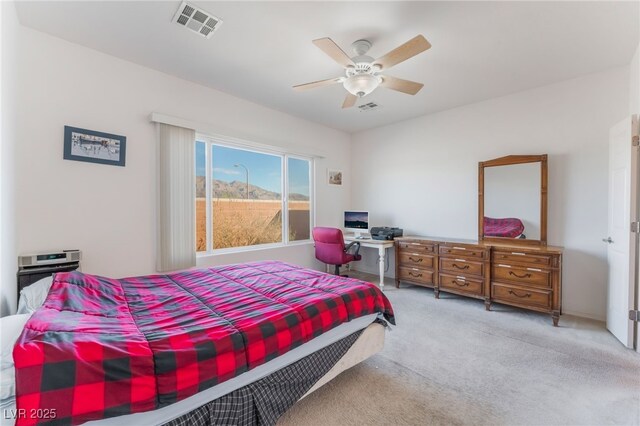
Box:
[172,2,223,39]
[358,102,382,112]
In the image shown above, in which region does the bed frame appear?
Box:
[301,321,384,399]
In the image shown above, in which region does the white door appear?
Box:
[606,117,637,348]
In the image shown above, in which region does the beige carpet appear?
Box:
[278,274,640,426]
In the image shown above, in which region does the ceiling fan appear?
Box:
[293,35,431,108]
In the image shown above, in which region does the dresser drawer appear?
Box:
[438,273,483,296]
[492,250,553,267]
[440,258,483,276]
[491,283,551,310]
[399,252,434,269]
[492,264,550,288]
[398,266,434,285]
[439,245,485,259]
[398,242,435,254]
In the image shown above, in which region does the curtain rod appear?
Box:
[150,113,327,159]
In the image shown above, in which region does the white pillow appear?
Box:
[1,366,15,400]
[16,276,53,314]
[1,314,31,400]
[1,314,31,370]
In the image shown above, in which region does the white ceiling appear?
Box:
[15,1,640,133]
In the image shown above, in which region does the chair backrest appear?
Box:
[312,227,346,265]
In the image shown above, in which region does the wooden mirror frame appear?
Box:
[478,154,548,246]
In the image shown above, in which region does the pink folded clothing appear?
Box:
[484,216,525,238]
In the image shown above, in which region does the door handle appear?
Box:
[602,237,613,244]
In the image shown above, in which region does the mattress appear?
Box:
[1,314,380,426]
[15,261,395,425]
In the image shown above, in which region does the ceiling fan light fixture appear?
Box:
[294,35,430,107]
[343,74,382,98]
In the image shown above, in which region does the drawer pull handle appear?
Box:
[509,271,532,279]
[408,257,423,263]
[452,246,466,250]
[508,289,531,298]
[452,263,469,270]
[511,252,526,256]
[408,272,423,278]
[453,279,469,287]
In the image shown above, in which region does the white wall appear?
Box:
[351,67,629,320]
[12,25,351,312]
[0,2,19,316]
[6,10,637,322]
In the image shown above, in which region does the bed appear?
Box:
[483,216,525,238]
[6,260,394,425]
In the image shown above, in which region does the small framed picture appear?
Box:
[328,169,343,186]
[63,126,126,167]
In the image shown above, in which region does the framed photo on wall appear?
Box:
[63,126,126,167]
[328,169,343,186]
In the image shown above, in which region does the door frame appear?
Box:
[633,114,640,351]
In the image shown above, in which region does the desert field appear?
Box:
[196,198,310,251]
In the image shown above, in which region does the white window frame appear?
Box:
[196,134,315,256]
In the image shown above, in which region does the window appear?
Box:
[196,141,207,251]
[195,138,313,253]
[287,157,311,241]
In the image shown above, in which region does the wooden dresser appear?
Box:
[396,239,437,290]
[437,241,490,305]
[490,245,562,326]
[396,236,563,326]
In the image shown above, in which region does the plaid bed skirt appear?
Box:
[163,329,364,426]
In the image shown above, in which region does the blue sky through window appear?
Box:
[196,142,309,196]
[288,157,310,197]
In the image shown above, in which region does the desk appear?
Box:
[343,236,394,290]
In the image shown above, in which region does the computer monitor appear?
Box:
[344,211,369,237]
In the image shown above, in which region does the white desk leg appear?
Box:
[378,246,385,291]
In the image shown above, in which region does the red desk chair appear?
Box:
[312,227,361,276]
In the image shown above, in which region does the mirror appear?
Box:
[478,155,547,246]
[485,163,541,240]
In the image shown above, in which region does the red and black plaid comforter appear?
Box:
[13,261,394,425]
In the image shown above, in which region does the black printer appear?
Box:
[370,227,403,240]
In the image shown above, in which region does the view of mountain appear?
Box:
[196,177,309,201]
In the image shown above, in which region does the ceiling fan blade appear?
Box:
[374,35,431,70]
[293,77,343,92]
[312,38,355,68]
[380,75,424,95]
[342,93,357,109]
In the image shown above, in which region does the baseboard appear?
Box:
[350,265,394,279]
[561,309,605,322]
